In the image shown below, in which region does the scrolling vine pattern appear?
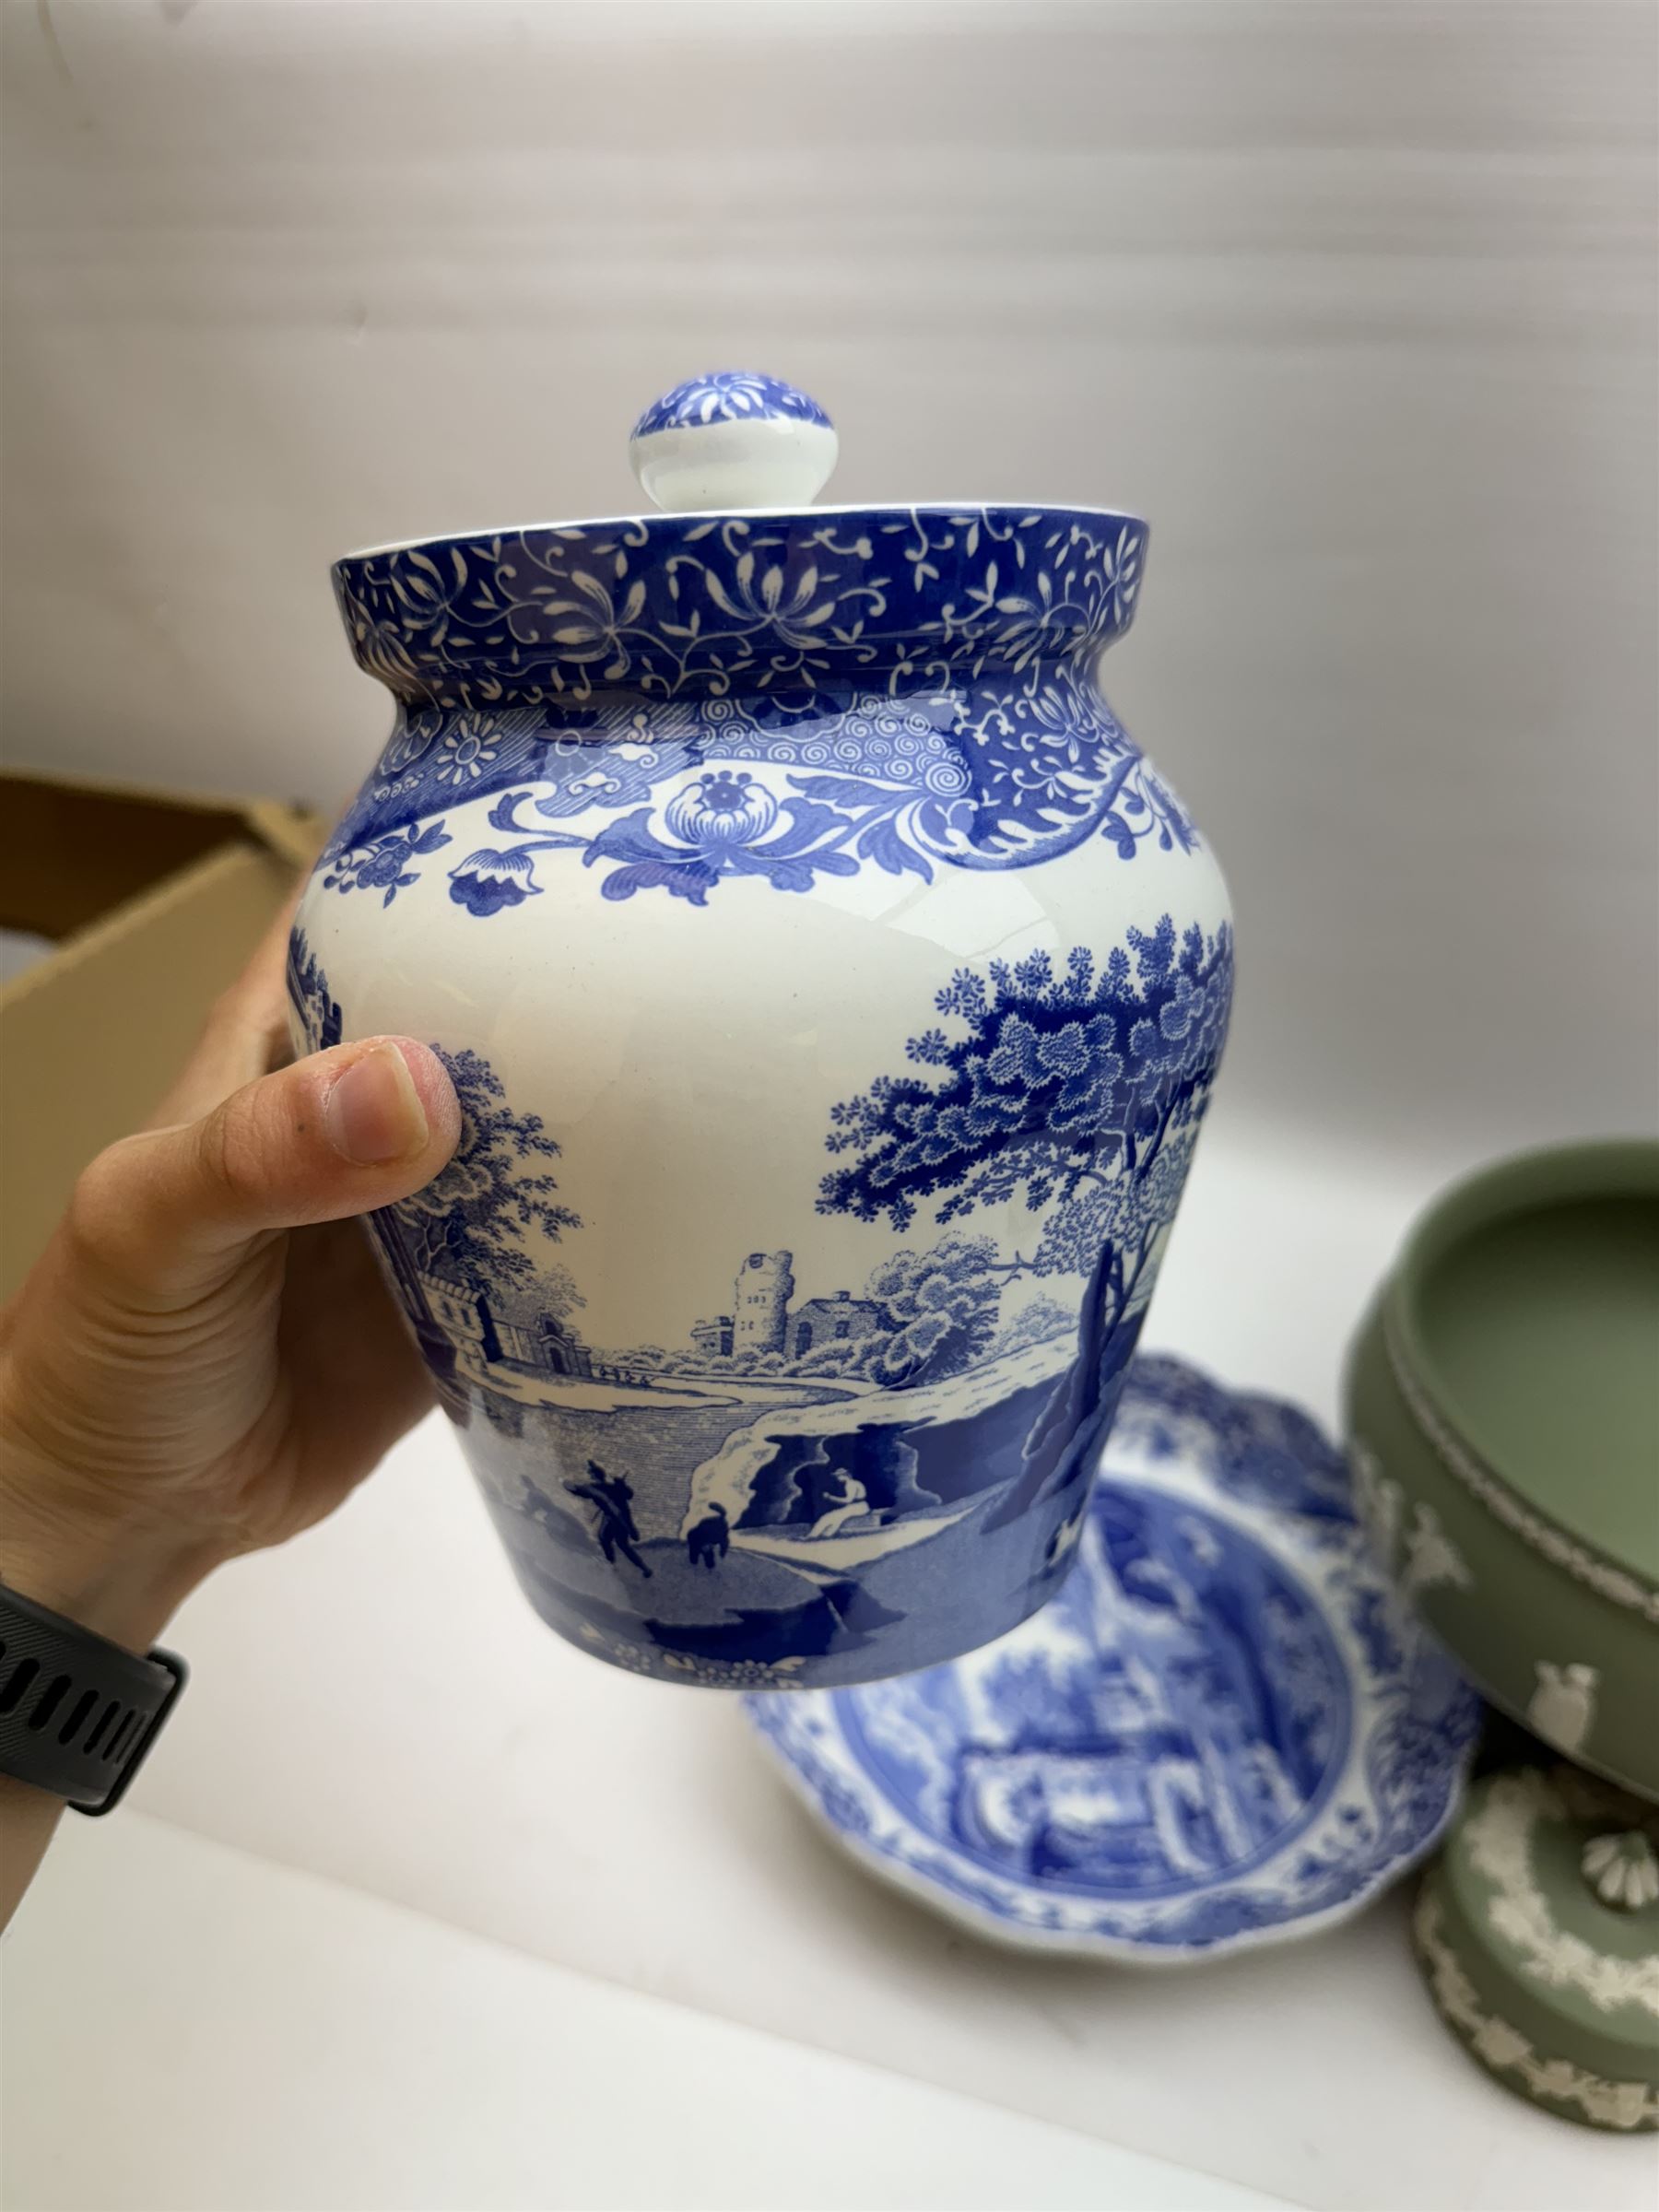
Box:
[321,507,1196,911]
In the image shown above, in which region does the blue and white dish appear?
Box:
[746,1355,1481,1957]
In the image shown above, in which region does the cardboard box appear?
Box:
[0,771,325,1300]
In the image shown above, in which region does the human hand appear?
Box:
[0,907,461,1657]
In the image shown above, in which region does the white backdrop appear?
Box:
[4,0,1656,1171]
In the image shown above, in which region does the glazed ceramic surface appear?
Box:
[628,371,839,511]
[1345,1142,1659,1800]
[289,378,1231,1688]
[1413,1763,1659,2132]
[746,1356,1479,1952]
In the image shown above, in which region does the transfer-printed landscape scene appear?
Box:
[289,913,1231,1684]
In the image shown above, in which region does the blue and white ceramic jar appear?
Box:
[289,373,1233,1688]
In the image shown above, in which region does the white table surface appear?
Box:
[0,1813,1281,2212]
[9,1123,1657,2211]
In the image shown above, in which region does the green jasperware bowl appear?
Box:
[1345,1142,1659,1803]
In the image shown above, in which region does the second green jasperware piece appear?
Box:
[1414,1762,1659,2132]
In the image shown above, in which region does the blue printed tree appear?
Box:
[286,933,582,1403]
[392,1047,582,1295]
[862,1233,1003,1386]
[820,920,1230,1233]
[991,1294,1077,1360]
[818,918,1232,1517]
[287,929,343,1053]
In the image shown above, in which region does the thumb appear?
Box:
[65,1038,462,1299]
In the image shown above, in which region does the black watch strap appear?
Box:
[0,1582,186,1816]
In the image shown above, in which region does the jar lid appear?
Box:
[332,370,1151,756]
[1413,1760,1659,2131]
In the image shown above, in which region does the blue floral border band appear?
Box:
[334,505,1146,707]
[323,505,1180,910]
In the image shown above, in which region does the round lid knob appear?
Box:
[629,372,838,514]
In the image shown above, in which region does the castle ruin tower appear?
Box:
[734,1250,794,1356]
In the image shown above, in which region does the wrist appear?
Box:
[0,1535,211,1655]
[0,1489,216,1656]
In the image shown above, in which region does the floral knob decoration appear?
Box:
[629,371,839,514]
[1582,1830,1659,1912]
